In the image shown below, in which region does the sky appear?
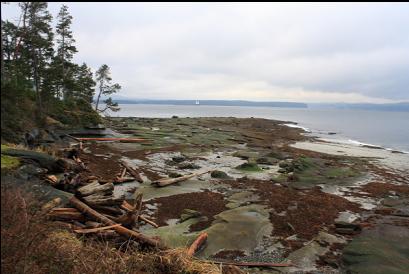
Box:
[2,2,409,103]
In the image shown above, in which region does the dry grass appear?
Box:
[1,185,221,274]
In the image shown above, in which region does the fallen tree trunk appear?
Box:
[2,148,66,172]
[152,170,210,187]
[77,181,114,197]
[187,232,208,256]
[120,160,143,183]
[77,137,147,143]
[69,196,163,248]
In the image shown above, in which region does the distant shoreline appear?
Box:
[112,99,409,112]
[114,99,308,108]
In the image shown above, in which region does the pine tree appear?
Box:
[94,64,121,113]
[55,4,77,99]
[23,2,54,121]
[73,63,96,103]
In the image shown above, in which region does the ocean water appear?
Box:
[113,104,409,153]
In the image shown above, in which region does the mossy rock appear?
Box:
[232,151,258,160]
[172,155,186,163]
[278,160,290,168]
[178,163,201,170]
[1,155,20,170]
[211,170,231,179]
[236,162,262,172]
[266,151,291,160]
[256,157,277,165]
[180,209,202,222]
[169,172,183,178]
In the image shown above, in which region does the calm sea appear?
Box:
[113,104,409,153]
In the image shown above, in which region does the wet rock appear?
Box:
[178,162,201,170]
[342,222,409,273]
[180,209,202,222]
[172,155,186,163]
[168,172,183,178]
[16,164,48,180]
[335,221,361,234]
[256,157,277,165]
[287,172,298,182]
[267,151,291,160]
[278,160,289,168]
[391,208,409,217]
[211,170,231,179]
[236,162,262,172]
[278,168,287,173]
[381,198,405,207]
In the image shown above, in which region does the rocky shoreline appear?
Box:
[2,116,408,273]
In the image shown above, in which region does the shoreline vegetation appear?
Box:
[2,116,409,273]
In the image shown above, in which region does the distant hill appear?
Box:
[113,99,308,108]
[308,102,409,112]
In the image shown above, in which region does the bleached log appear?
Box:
[82,193,123,206]
[77,181,114,197]
[152,170,210,187]
[121,160,143,183]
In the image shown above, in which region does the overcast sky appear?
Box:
[2,2,409,103]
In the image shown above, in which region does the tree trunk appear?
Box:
[32,48,43,123]
[95,80,103,111]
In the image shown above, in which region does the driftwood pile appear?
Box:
[47,175,162,247]
[44,143,162,248]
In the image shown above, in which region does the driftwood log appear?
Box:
[77,181,114,197]
[74,224,121,234]
[69,196,163,248]
[82,193,124,207]
[152,170,210,187]
[120,160,143,183]
[187,232,208,256]
[114,177,135,184]
[48,208,84,221]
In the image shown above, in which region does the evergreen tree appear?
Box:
[23,2,54,120]
[55,4,77,99]
[73,63,96,103]
[94,64,121,113]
